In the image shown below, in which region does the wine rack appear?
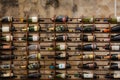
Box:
[0,16,120,80]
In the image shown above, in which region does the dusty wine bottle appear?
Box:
[21,73,41,79]
[102,24,120,32]
[49,63,71,69]
[48,35,71,41]
[0,44,16,50]
[0,72,16,78]
[48,53,70,60]
[0,35,13,41]
[79,54,101,60]
[77,17,94,23]
[0,25,16,32]
[103,62,120,70]
[103,44,120,51]
[74,72,99,79]
[0,16,13,22]
[0,54,16,60]
[20,63,40,70]
[104,54,120,60]
[55,72,71,79]
[19,35,39,41]
[78,62,98,69]
[76,43,99,51]
[51,15,72,22]
[21,25,40,32]
[0,64,14,69]
[104,34,120,41]
[80,34,96,41]
[105,73,120,79]
[107,17,120,23]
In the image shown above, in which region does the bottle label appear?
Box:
[32,17,38,22]
[2,73,13,77]
[114,73,120,78]
[118,64,120,68]
[32,35,39,41]
[117,17,120,22]
[63,36,65,40]
[90,18,93,22]
[111,46,119,50]
[60,53,66,57]
[57,74,65,78]
[34,25,38,31]
[118,55,120,59]
[83,73,93,78]
[60,44,65,50]
[2,26,9,32]
[88,36,94,41]
[83,54,94,59]
[91,44,96,49]
[59,64,66,69]
[6,36,12,41]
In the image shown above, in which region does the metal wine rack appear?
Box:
[0,16,120,80]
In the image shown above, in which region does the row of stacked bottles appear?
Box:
[1,15,120,79]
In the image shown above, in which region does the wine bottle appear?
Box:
[19,35,39,41]
[47,25,69,32]
[21,25,40,32]
[104,34,120,41]
[21,73,41,79]
[82,25,100,32]
[103,44,120,51]
[24,53,44,60]
[108,17,120,23]
[48,44,68,51]
[78,62,98,69]
[103,62,120,70]
[0,16,13,22]
[48,35,71,41]
[49,63,71,69]
[102,24,120,32]
[0,25,16,32]
[21,44,41,51]
[0,35,13,41]
[76,43,99,51]
[0,64,14,69]
[0,44,16,50]
[79,54,101,60]
[104,54,120,60]
[51,15,72,22]
[20,63,40,69]
[105,73,120,79]
[0,72,16,78]
[48,53,70,60]
[0,54,16,60]
[80,34,96,41]
[77,17,94,23]
[74,72,99,79]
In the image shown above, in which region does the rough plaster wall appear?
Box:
[0,0,119,17]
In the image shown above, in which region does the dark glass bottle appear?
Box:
[0,25,16,32]
[0,54,16,60]
[74,72,99,79]
[51,15,72,22]
[21,73,41,79]
[76,43,99,51]
[105,73,120,79]
[80,34,96,41]
[78,62,98,69]
[0,35,13,41]
[49,63,71,69]
[104,54,120,60]
[103,44,120,51]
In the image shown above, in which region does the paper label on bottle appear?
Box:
[118,64,120,68]
[90,18,93,22]
[118,55,120,59]
[60,74,65,78]
[32,35,39,41]
[117,17,120,22]
[59,64,66,69]
[60,44,65,50]
[6,36,12,41]
[63,36,65,40]
[114,73,120,78]
[60,53,66,57]
[88,36,94,41]
[83,74,93,78]
[2,73,13,77]
[32,17,38,22]
[111,46,120,50]
[91,44,96,49]
[34,25,38,31]
[2,26,9,32]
